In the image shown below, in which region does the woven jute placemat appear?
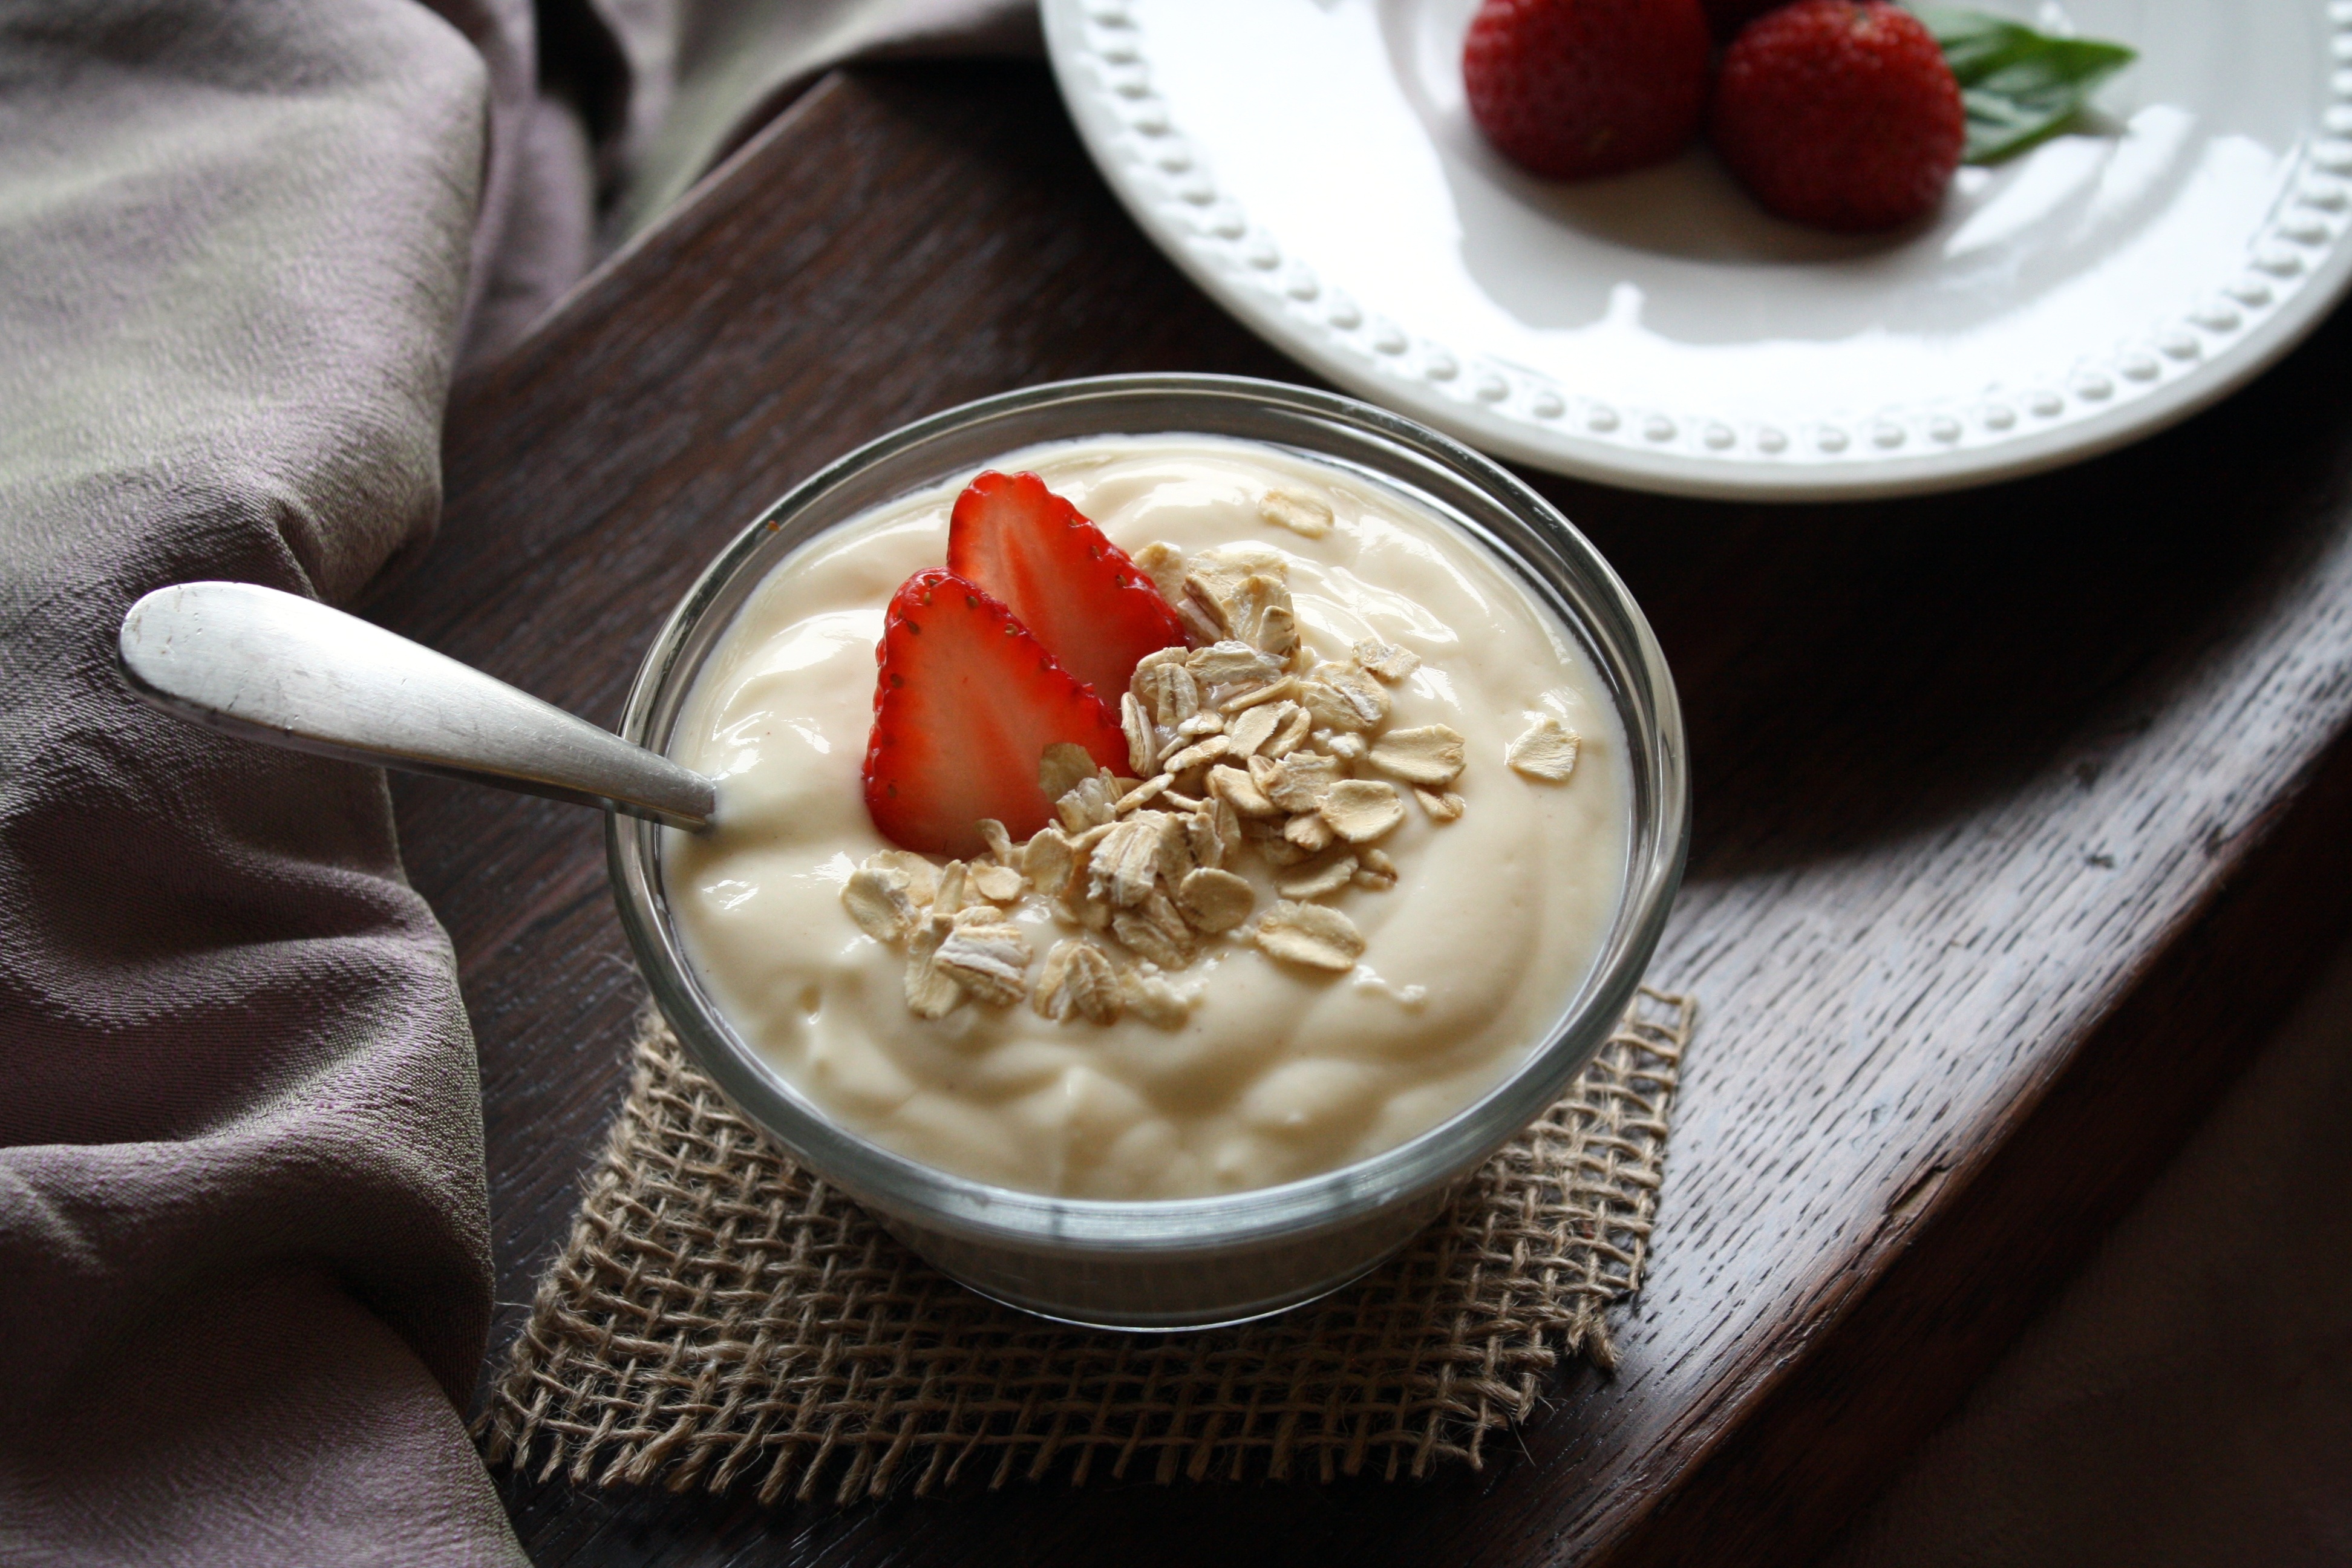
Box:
[478,988,1691,1503]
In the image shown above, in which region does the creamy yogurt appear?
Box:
[664,435,1630,1200]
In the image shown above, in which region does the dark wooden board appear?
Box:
[374,62,2352,1567]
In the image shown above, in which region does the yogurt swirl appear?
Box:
[664,435,1630,1198]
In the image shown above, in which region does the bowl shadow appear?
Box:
[1532,291,2352,886]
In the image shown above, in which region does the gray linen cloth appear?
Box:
[0,1,1016,1561]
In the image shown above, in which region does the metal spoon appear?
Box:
[117,581,715,830]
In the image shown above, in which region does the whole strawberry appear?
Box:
[1710,0,1965,232]
[1464,0,1713,181]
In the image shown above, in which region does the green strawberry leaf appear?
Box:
[1913,7,2137,164]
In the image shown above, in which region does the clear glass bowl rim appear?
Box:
[607,373,1689,1257]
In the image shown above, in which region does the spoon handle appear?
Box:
[118,581,716,831]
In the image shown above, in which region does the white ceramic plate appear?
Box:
[1044,0,2352,499]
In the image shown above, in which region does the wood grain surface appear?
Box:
[373,63,2352,1567]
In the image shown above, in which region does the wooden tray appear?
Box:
[371,63,2352,1566]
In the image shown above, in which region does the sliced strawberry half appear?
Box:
[947,470,1189,703]
[863,569,1128,858]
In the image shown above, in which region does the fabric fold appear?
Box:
[0,0,1035,1560]
[0,1,526,1560]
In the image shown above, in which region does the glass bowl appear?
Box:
[608,374,1688,1330]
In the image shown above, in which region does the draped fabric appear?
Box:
[0,2,1019,1561]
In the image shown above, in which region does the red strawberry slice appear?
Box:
[863,569,1129,858]
[947,471,1189,704]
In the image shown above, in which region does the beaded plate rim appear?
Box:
[1043,0,2352,501]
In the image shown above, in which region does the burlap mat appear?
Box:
[479,988,1691,1503]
